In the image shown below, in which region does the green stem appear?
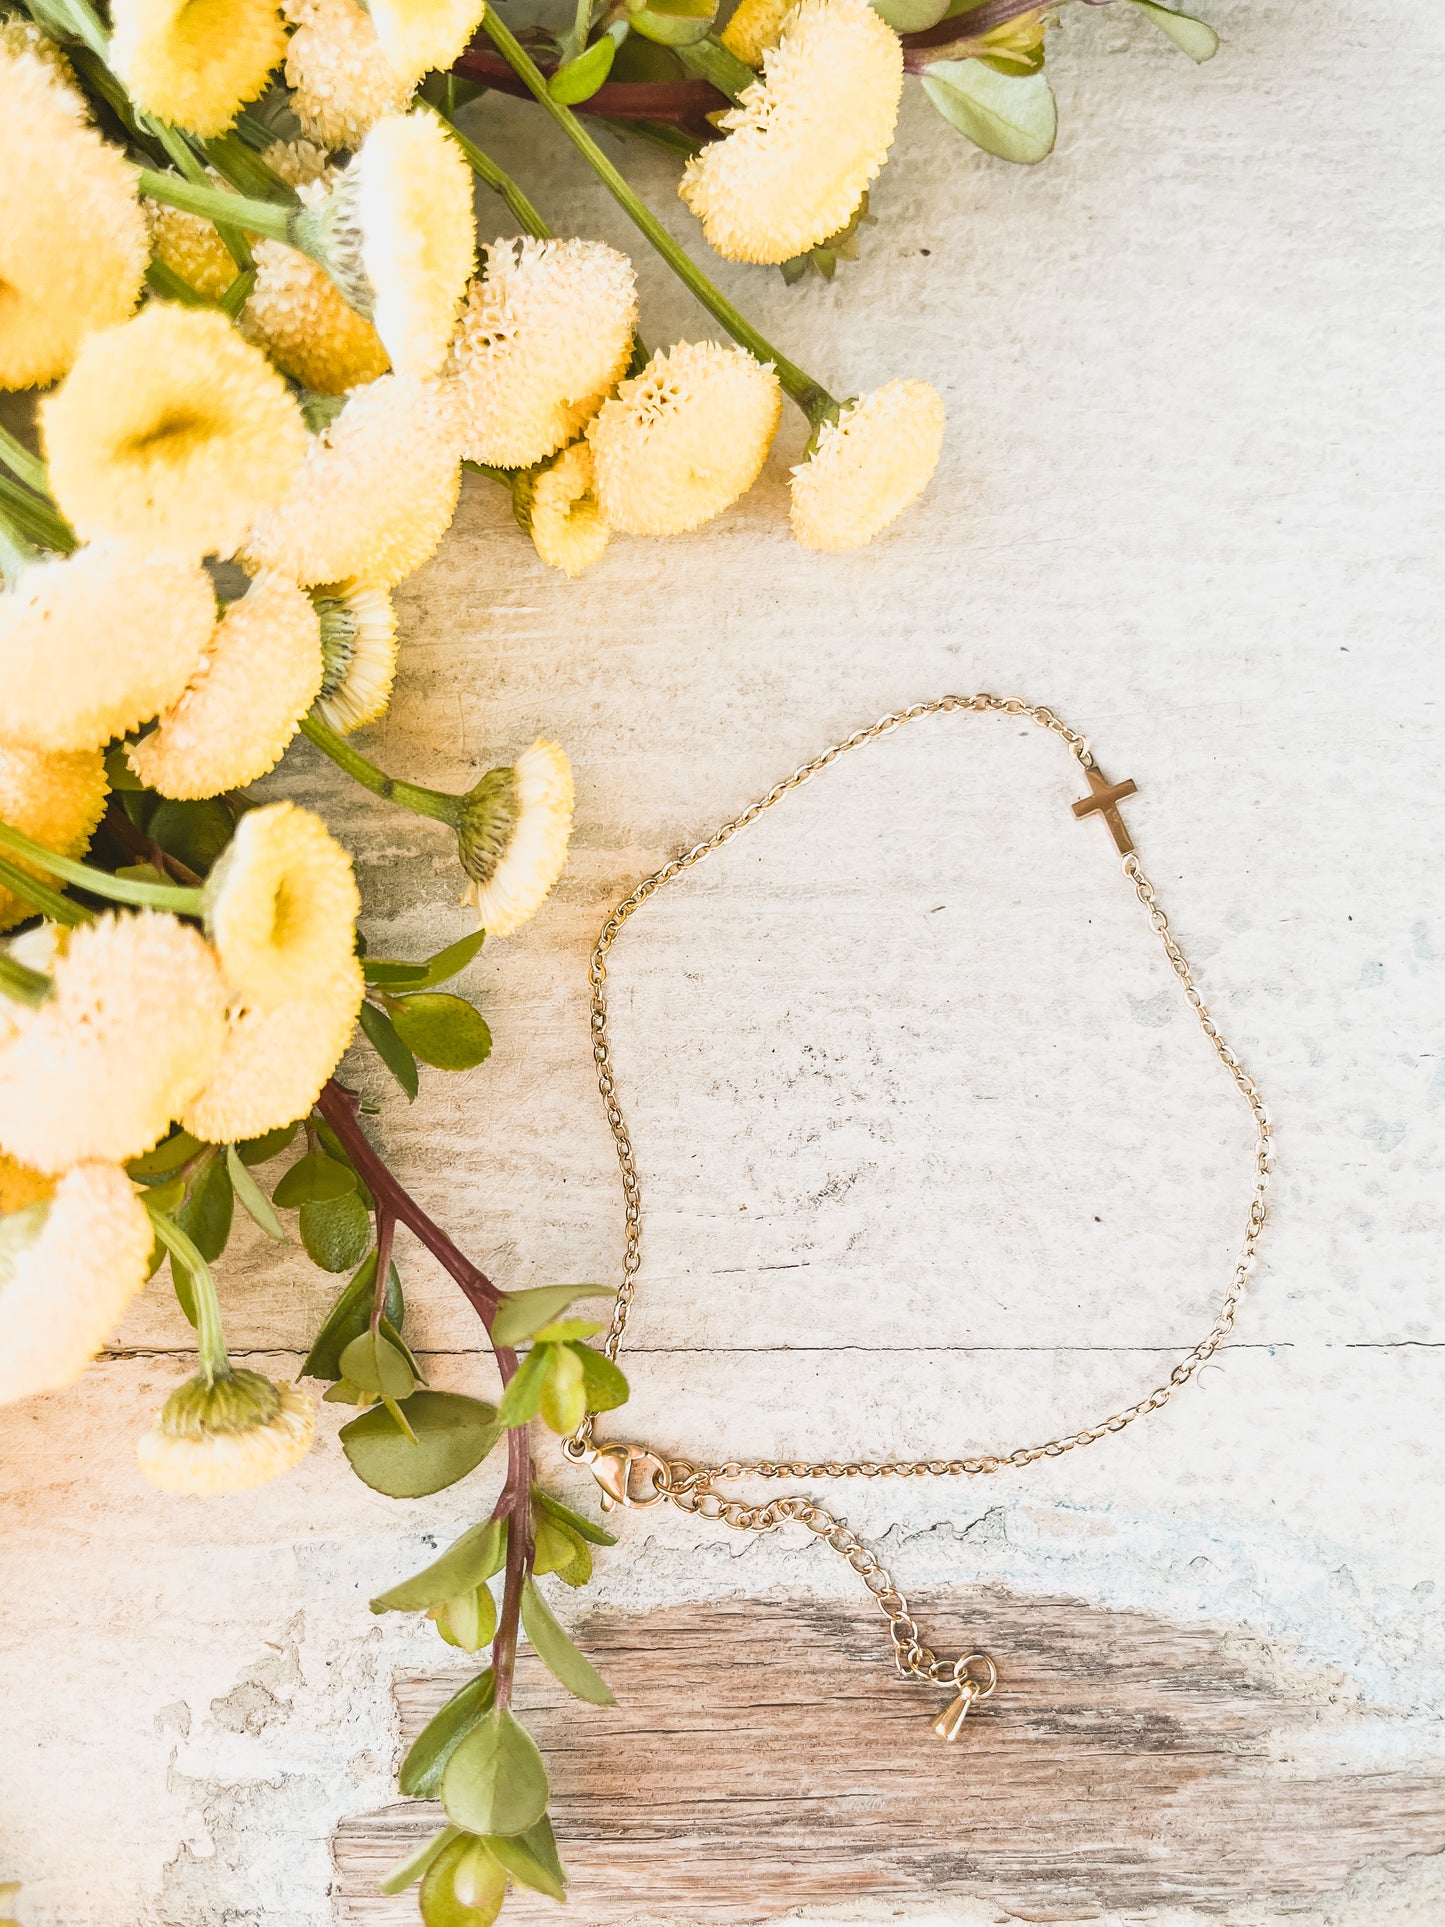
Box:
[0,852,90,926]
[142,120,255,273]
[0,424,46,496]
[0,474,76,555]
[146,1204,231,1382]
[464,458,519,492]
[0,951,52,1006]
[479,7,839,426]
[136,169,296,249]
[0,821,202,913]
[299,716,465,828]
[675,35,755,101]
[0,507,37,588]
[423,100,553,240]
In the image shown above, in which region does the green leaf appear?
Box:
[419,1834,507,1927]
[104,740,145,792]
[236,1121,298,1165]
[495,1346,550,1428]
[521,1578,616,1704]
[389,994,493,1072]
[169,1251,199,1327]
[273,1150,357,1207]
[300,1250,403,1380]
[360,960,431,990]
[532,1514,592,1587]
[339,1330,417,1402]
[484,1815,567,1902]
[359,1001,420,1101]
[415,930,487,987]
[628,0,714,45]
[226,1145,285,1240]
[341,1391,501,1498]
[400,1668,495,1798]
[549,26,618,103]
[921,59,1057,163]
[127,1130,204,1180]
[177,1152,233,1262]
[441,1709,550,1838]
[380,1826,460,1897]
[491,1285,607,1348]
[538,1344,587,1434]
[1126,0,1218,60]
[300,1191,372,1271]
[533,1486,618,1548]
[530,1317,607,1342]
[372,1519,506,1613]
[147,796,234,874]
[571,1342,630,1413]
[870,0,950,29]
[431,1582,497,1652]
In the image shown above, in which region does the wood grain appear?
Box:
[335,1589,1445,1922]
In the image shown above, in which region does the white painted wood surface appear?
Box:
[3,2,1444,1920]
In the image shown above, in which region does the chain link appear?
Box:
[570,694,1273,1693]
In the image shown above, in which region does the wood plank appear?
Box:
[334,1589,1445,1921]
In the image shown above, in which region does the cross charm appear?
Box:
[1071,765,1138,855]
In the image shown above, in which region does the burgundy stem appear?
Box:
[490,1425,534,1712]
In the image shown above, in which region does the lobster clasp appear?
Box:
[588,1443,669,1511]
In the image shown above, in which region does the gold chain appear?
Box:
[563,694,1273,1731]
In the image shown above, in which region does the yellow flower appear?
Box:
[41,305,307,560]
[586,341,780,535]
[0,912,229,1172]
[203,800,360,1010]
[181,955,364,1140]
[719,0,791,64]
[679,0,903,265]
[0,741,108,934]
[312,580,398,732]
[283,0,412,150]
[314,110,476,380]
[148,200,237,301]
[367,0,486,86]
[242,240,391,394]
[449,237,638,468]
[127,576,324,800]
[520,442,609,578]
[240,374,461,588]
[0,546,216,753]
[0,46,148,389]
[789,378,944,550]
[0,1163,154,1404]
[259,137,331,188]
[457,739,573,938]
[136,1368,316,1493]
[0,1152,52,1213]
[111,0,287,136]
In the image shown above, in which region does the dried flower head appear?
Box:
[0,547,216,753]
[259,136,331,188]
[679,0,903,265]
[449,237,639,468]
[0,912,228,1172]
[586,340,781,535]
[457,739,574,938]
[241,374,461,588]
[242,240,391,394]
[521,442,609,578]
[127,576,324,800]
[0,742,108,934]
[789,378,944,550]
[284,0,412,149]
[148,199,237,301]
[0,46,148,388]
[137,1368,316,1493]
[312,580,398,732]
[182,955,364,1140]
[0,1163,154,1404]
[41,305,307,559]
[203,799,360,1010]
[367,0,486,86]
[719,0,791,64]
[111,0,287,135]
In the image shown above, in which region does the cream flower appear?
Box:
[241,374,461,588]
[719,0,791,64]
[41,306,307,560]
[182,956,364,1140]
[0,1163,154,1404]
[0,18,76,84]
[242,240,391,394]
[0,912,229,1172]
[0,547,216,754]
[449,237,638,468]
[789,379,944,550]
[679,0,903,265]
[457,740,573,938]
[0,46,148,389]
[111,0,287,135]
[304,111,475,380]
[137,1368,316,1493]
[0,742,108,934]
[148,200,237,301]
[521,442,609,578]
[259,137,331,188]
[367,0,485,86]
[312,581,398,732]
[284,0,412,149]
[127,576,324,800]
[586,341,780,536]
[203,800,360,1010]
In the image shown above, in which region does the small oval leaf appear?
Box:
[340,1391,501,1498]
[549,30,617,103]
[441,1709,550,1839]
[521,1577,616,1704]
[921,59,1057,163]
[301,1191,373,1272]
[372,1519,506,1614]
[389,994,493,1072]
[273,1150,358,1207]
[400,1669,496,1798]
